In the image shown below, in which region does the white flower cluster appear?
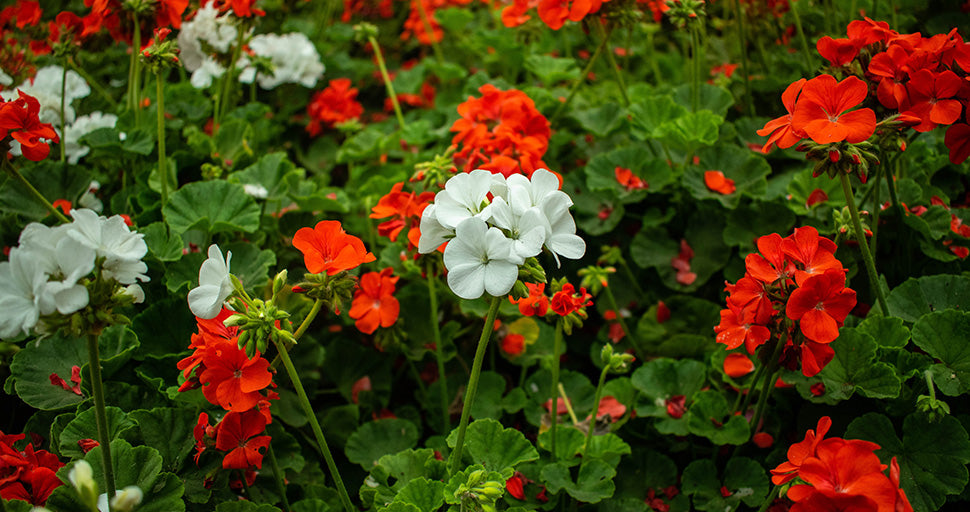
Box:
[62,112,118,164]
[177,2,239,89]
[239,32,325,89]
[187,244,233,319]
[418,169,585,300]
[0,209,149,339]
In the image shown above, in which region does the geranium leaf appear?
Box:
[911,310,970,396]
[130,297,196,360]
[673,83,735,117]
[345,418,420,468]
[569,103,626,137]
[524,54,580,85]
[683,146,771,209]
[629,95,688,140]
[390,477,445,511]
[445,418,539,474]
[806,328,901,402]
[723,202,795,249]
[632,358,707,418]
[585,147,674,199]
[847,413,970,511]
[163,180,261,234]
[228,152,305,202]
[59,406,135,459]
[469,371,508,420]
[685,390,749,445]
[887,275,970,323]
[140,222,184,262]
[0,160,91,219]
[858,316,911,348]
[683,457,767,511]
[537,426,586,461]
[129,407,199,472]
[654,110,723,149]
[223,242,276,292]
[214,503,283,512]
[541,459,617,503]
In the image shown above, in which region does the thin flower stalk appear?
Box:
[1,158,70,223]
[272,336,355,512]
[581,363,610,463]
[217,25,247,129]
[550,29,611,124]
[130,18,142,126]
[557,382,580,425]
[602,285,644,362]
[69,58,116,107]
[595,23,629,107]
[731,0,753,116]
[788,1,815,73]
[87,332,117,506]
[266,444,291,512]
[448,296,502,476]
[60,62,67,163]
[549,319,563,461]
[368,35,406,130]
[840,173,889,315]
[415,0,445,64]
[156,71,169,204]
[427,271,451,434]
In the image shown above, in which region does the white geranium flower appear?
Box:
[443,217,519,300]
[63,112,118,165]
[67,209,149,285]
[0,248,48,339]
[239,32,325,89]
[0,69,11,86]
[505,168,561,216]
[433,169,496,230]
[178,2,238,72]
[488,196,545,262]
[187,244,233,319]
[189,57,226,89]
[97,486,143,512]
[417,204,453,254]
[18,223,95,316]
[539,193,586,266]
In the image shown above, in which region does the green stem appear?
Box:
[646,29,662,84]
[870,166,881,261]
[924,369,937,401]
[368,35,406,131]
[447,296,502,476]
[549,320,564,461]
[789,0,815,73]
[549,28,610,125]
[2,159,70,223]
[217,24,246,130]
[596,23,629,107]
[732,0,753,116]
[131,19,142,126]
[415,0,445,64]
[272,337,354,512]
[749,367,780,437]
[87,333,116,508]
[294,299,324,342]
[757,485,781,512]
[690,22,702,112]
[156,70,169,204]
[602,286,645,362]
[558,382,580,426]
[840,173,889,315]
[60,62,67,163]
[581,365,610,463]
[427,272,450,434]
[267,444,291,512]
[69,58,117,107]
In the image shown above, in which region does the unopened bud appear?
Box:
[69,460,98,510]
[272,270,288,297]
[110,486,144,512]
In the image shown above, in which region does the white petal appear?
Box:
[549,233,586,261]
[447,262,486,300]
[483,260,519,297]
[418,205,453,253]
[188,285,224,319]
[53,284,89,314]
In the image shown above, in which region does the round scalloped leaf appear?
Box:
[585,147,674,199]
[857,316,911,348]
[446,418,539,474]
[346,418,420,468]
[129,407,200,472]
[162,180,261,234]
[685,390,749,445]
[911,310,970,396]
[683,146,770,209]
[390,477,445,512]
[58,406,135,458]
[847,412,970,511]
[683,457,767,511]
[887,275,970,323]
[541,458,617,504]
[810,328,901,402]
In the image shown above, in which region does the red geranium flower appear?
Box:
[790,74,876,144]
[723,353,755,378]
[0,91,60,161]
[757,78,807,153]
[550,283,592,317]
[816,36,863,67]
[293,220,375,275]
[537,0,610,30]
[370,182,434,249]
[215,410,271,470]
[714,302,771,353]
[306,78,365,136]
[945,123,970,165]
[199,344,273,412]
[904,69,964,132]
[780,226,842,286]
[216,0,265,17]
[349,268,400,334]
[615,166,648,192]
[785,270,857,344]
[509,282,549,316]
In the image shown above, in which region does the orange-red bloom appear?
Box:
[757,78,806,153]
[215,409,272,470]
[349,268,400,334]
[785,270,857,344]
[537,0,610,30]
[509,282,549,316]
[550,283,592,317]
[0,91,60,161]
[293,220,375,275]
[790,74,876,144]
[306,78,365,136]
[370,182,434,249]
[615,166,648,192]
[704,170,736,195]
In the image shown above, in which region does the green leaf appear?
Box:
[631,358,707,425]
[291,499,332,512]
[130,297,196,359]
[847,413,970,511]
[629,95,687,141]
[541,458,616,503]
[673,83,735,117]
[345,419,420,468]
[654,110,724,149]
[569,103,626,137]
[524,54,580,84]
[683,146,771,209]
[164,251,206,293]
[685,390,750,445]
[887,275,970,323]
[129,407,199,472]
[391,477,445,511]
[163,180,261,234]
[9,326,138,410]
[585,148,675,198]
[212,118,255,167]
[723,202,795,249]
[809,328,901,402]
[911,310,970,396]
[683,457,767,511]
[629,227,679,270]
[224,242,277,291]
[857,316,911,348]
[140,222,184,262]
[228,152,306,202]
[445,418,539,474]
[469,371,508,420]
[0,160,91,219]
[537,426,586,461]
[59,406,135,458]
[902,204,952,241]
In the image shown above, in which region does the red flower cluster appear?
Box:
[349,268,400,334]
[341,0,394,23]
[401,0,472,45]
[0,431,63,507]
[306,78,365,136]
[293,220,375,275]
[771,417,912,512]
[550,283,593,317]
[0,91,59,161]
[714,226,856,377]
[215,0,264,18]
[370,182,435,251]
[450,84,551,177]
[762,19,970,164]
[510,282,550,316]
[502,0,611,30]
[178,309,277,470]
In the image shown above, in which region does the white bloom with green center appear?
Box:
[188,244,234,319]
[443,217,519,300]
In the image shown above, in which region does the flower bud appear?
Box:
[68,460,98,510]
[272,270,288,298]
[110,486,144,512]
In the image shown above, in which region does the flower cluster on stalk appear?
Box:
[713,226,856,377]
[450,84,551,177]
[418,168,584,300]
[771,416,912,512]
[306,78,365,136]
[0,209,149,340]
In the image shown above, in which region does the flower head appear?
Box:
[349,268,400,334]
[187,244,233,320]
[293,220,375,275]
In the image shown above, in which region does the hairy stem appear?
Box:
[549,319,563,460]
[87,333,116,508]
[368,35,406,130]
[840,173,889,315]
